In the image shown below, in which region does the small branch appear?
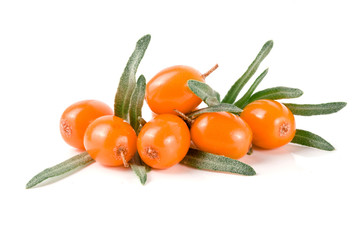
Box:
[121,152,129,168]
[247,146,253,155]
[173,109,193,126]
[138,117,147,126]
[202,64,219,79]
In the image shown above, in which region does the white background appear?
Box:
[1,0,359,239]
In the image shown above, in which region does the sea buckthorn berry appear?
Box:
[60,100,113,150]
[84,115,137,167]
[190,112,253,159]
[137,114,191,169]
[240,99,296,149]
[146,65,217,115]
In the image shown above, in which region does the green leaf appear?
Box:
[114,34,151,121]
[181,149,256,176]
[187,103,242,118]
[130,164,148,185]
[188,80,220,106]
[222,40,273,104]
[129,152,148,185]
[128,75,149,184]
[291,129,335,151]
[26,152,94,189]
[283,102,347,116]
[215,91,221,102]
[234,68,268,108]
[129,75,146,134]
[248,86,303,103]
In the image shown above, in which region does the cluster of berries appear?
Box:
[27,34,345,188]
[60,65,295,170]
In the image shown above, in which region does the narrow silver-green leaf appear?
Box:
[26,152,94,189]
[291,129,335,151]
[248,86,303,103]
[283,102,347,116]
[234,68,268,108]
[188,80,220,106]
[222,40,273,104]
[215,91,221,102]
[187,103,242,118]
[114,34,151,121]
[128,77,148,185]
[181,149,256,176]
[130,152,148,185]
[129,75,146,134]
[130,164,147,185]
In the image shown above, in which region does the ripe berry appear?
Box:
[137,114,191,169]
[190,112,252,159]
[146,65,217,115]
[60,100,113,150]
[84,115,137,167]
[241,99,296,149]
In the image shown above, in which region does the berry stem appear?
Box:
[173,109,193,126]
[247,146,253,155]
[139,117,147,127]
[202,64,219,79]
[120,152,129,167]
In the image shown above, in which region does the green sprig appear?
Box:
[128,75,150,185]
[248,86,303,103]
[284,102,347,116]
[181,149,256,176]
[222,40,273,104]
[291,129,335,151]
[187,103,242,118]
[114,34,151,121]
[113,35,151,185]
[188,80,221,106]
[129,75,146,134]
[234,68,269,108]
[26,152,94,189]
[130,152,148,185]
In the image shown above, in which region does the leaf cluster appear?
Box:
[186,40,346,152]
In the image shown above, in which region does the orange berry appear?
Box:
[137,114,191,169]
[146,65,205,114]
[190,112,253,159]
[60,100,113,150]
[241,99,296,149]
[84,115,137,167]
